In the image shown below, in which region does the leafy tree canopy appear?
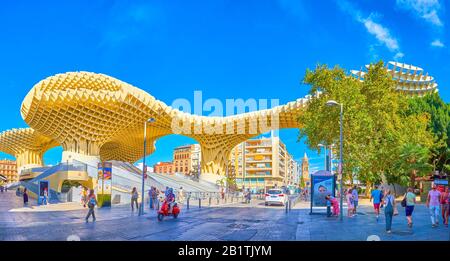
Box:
[298,61,434,186]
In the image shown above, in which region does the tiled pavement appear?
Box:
[0,190,448,241]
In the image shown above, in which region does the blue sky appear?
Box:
[0,0,449,173]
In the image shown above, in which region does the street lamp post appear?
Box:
[318,144,327,171]
[326,100,344,221]
[139,117,155,216]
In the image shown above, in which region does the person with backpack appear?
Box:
[131,187,139,212]
[85,189,97,222]
[403,187,416,228]
[383,189,396,234]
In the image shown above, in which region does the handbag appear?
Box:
[401,194,407,207]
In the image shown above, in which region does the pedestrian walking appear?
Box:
[246,189,251,204]
[370,185,382,222]
[178,186,184,203]
[42,187,48,205]
[85,189,97,222]
[131,187,139,212]
[81,187,88,208]
[426,184,441,228]
[23,188,29,207]
[346,189,354,217]
[383,189,396,234]
[404,187,416,228]
[1,186,4,193]
[352,186,359,215]
[440,187,449,227]
[148,187,154,209]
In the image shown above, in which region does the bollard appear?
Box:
[285,201,288,213]
[209,197,211,206]
[157,200,160,211]
[187,197,190,210]
[289,200,292,211]
[199,198,201,208]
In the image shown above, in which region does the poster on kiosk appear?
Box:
[97,162,112,207]
[38,180,49,205]
[310,170,335,214]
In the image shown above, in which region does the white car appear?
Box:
[265,189,287,206]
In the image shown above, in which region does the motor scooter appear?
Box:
[157,199,180,221]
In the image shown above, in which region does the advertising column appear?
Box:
[309,170,335,214]
[102,162,112,207]
[97,162,112,207]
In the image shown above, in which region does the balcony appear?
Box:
[246,151,272,156]
[245,142,272,148]
[246,167,272,172]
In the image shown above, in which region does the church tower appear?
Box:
[301,152,309,186]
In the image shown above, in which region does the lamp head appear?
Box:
[326,100,339,107]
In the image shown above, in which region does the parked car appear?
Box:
[265,189,287,206]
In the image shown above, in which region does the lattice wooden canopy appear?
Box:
[3,71,308,174]
[351,61,438,96]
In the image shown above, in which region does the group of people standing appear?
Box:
[325,186,359,217]
[345,186,359,217]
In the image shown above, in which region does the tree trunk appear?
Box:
[365,181,372,198]
[410,170,416,188]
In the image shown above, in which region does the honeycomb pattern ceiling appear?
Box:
[3,71,308,174]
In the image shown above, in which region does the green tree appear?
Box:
[406,92,450,173]
[298,61,434,187]
[393,143,432,187]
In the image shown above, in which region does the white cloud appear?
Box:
[431,39,445,47]
[336,0,403,59]
[396,0,443,26]
[394,52,405,60]
[363,18,399,52]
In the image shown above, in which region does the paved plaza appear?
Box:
[0,191,448,241]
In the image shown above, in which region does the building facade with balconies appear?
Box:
[0,159,18,184]
[229,135,300,192]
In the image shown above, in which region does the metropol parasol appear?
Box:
[0,61,438,186]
